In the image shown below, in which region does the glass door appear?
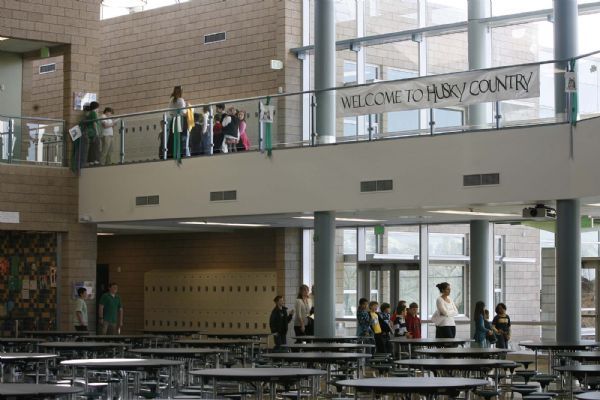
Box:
[359,262,420,307]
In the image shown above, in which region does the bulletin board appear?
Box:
[144,269,276,333]
[0,232,57,335]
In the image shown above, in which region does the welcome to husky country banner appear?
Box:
[336,65,540,117]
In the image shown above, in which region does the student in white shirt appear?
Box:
[74,287,88,331]
[100,107,118,165]
[431,282,458,338]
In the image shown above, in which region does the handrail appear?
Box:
[3,49,592,124]
[0,115,65,123]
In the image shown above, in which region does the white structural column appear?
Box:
[315,0,336,143]
[470,220,493,338]
[467,0,491,128]
[554,0,581,343]
[313,211,336,336]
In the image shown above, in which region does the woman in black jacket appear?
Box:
[269,295,294,350]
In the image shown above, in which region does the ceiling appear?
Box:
[96,198,600,235]
[0,38,61,54]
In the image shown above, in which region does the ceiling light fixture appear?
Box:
[428,210,521,217]
[179,221,270,227]
[0,37,9,41]
[97,232,115,236]
[293,216,385,223]
[587,203,600,207]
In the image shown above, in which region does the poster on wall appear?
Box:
[73,92,97,111]
[564,71,577,93]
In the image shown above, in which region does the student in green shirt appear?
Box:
[98,282,123,334]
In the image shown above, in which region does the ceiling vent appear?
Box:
[135,195,159,206]
[360,179,393,193]
[463,173,500,187]
[39,63,56,74]
[210,190,237,201]
[204,32,226,44]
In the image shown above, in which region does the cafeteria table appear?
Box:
[0,383,83,399]
[414,347,512,358]
[175,338,261,366]
[283,342,375,352]
[396,358,517,388]
[577,392,600,400]
[190,367,326,400]
[39,341,129,358]
[555,365,600,399]
[390,337,471,358]
[557,351,600,363]
[0,353,57,383]
[291,335,360,343]
[130,347,230,384]
[520,341,600,372]
[335,376,489,399]
[21,331,90,340]
[61,358,183,400]
[82,334,167,347]
[206,332,273,340]
[0,337,43,352]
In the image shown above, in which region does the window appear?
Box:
[343,263,358,317]
[428,263,465,315]
[386,68,419,134]
[399,269,420,305]
[582,231,600,257]
[343,61,380,137]
[429,233,466,257]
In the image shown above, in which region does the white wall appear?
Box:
[79,117,600,222]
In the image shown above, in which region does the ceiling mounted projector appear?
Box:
[522,204,556,219]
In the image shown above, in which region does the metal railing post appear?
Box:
[162,113,168,160]
[367,114,373,141]
[429,109,435,135]
[311,95,317,146]
[7,119,14,163]
[258,101,264,153]
[208,107,214,155]
[119,119,125,164]
[495,101,502,129]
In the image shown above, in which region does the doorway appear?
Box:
[96,264,109,319]
[357,262,420,307]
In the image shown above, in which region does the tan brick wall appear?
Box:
[97,228,300,334]
[0,164,97,330]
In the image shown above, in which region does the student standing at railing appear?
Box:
[82,101,102,166]
[237,110,251,151]
[162,86,187,160]
[100,107,118,165]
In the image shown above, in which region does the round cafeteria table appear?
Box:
[335,376,489,399]
[519,341,600,372]
[83,334,167,347]
[576,392,600,400]
[0,383,83,399]
[396,358,517,388]
[390,337,471,358]
[0,353,57,383]
[205,332,272,340]
[21,331,90,340]
[142,329,205,337]
[0,337,43,352]
[175,339,260,366]
[557,351,600,363]
[283,342,375,352]
[291,336,360,343]
[190,367,326,400]
[555,365,600,399]
[61,358,183,400]
[415,347,512,358]
[39,341,129,358]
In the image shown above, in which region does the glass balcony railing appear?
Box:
[0,116,65,166]
[2,50,599,169]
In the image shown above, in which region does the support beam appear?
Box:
[313,211,336,336]
[470,220,493,338]
[315,0,336,143]
[467,0,491,129]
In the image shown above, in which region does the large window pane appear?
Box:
[365,226,419,257]
[427,32,468,74]
[429,233,465,257]
[582,267,596,339]
[425,0,467,26]
[343,263,358,317]
[428,263,465,315]
[364,0,419,35]
[582,231,600,257]
[399,269,420,305]
[490,0,552,17]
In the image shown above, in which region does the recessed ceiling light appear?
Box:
[97,232,115,236]
[179,221,270,227]
[587,203,600,207]
[0,37,8,41]
[293,216,385,223]
[428,210,520,217]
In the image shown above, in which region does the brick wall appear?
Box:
[97,228,301,334]
[0,164,97,330]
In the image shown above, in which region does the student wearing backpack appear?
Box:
[220,107,240,153]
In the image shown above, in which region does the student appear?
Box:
[212,103,226,154]
[83,101,102,166]
[100,107,118,165]
[221,107,240,153]
[492,303,511,349]
[432,282,458,338]
[98,282,123,335]
[391,300,407,325]
[201,105,212,155]
[369,301,385,353]
[473,301,492,347]
[269,295,294,350]
[378,302,393,353]
[356,298,371,338]
[405,302,422,339]
[74,287,88,331]
[392,304,408,337]
[293,284,311,337]
[237,110,250,151]
[484,309,497,346]
[167,86,187,159]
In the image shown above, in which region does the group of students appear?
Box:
[432,281,512,348]
[74,101,118,169]
[161,86,251,160]
[269,284,314,349]
[356,298,422,353]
